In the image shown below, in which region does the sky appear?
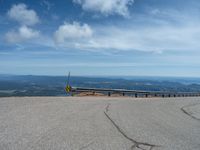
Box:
[0,0,200,77]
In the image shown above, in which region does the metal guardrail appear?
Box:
[65,73,200,98]
[70,87,200,98]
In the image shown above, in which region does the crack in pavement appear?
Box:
[104,104,160,150]
[105,103,111,112]
[181,103,200,121]
[79,141,94,150]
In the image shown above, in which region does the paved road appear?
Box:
[0,97,200,150]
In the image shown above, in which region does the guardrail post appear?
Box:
[135,93,138,98]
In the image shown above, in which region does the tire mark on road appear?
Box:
[104,104,160,150]
[181,103,200,121]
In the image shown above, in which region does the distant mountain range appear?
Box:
[0,75,200,97]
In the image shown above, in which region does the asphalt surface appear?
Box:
[0,97,200,150]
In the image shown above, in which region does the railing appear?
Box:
[70,87,200,98]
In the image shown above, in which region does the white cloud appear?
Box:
[7,3,39,26]
[54,22,93,43]
[5,3,40,44]
[5,26,39,43]
[59,23,200,53]
[73,0,134,17]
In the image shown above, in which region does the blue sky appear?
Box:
[0,0,200,77]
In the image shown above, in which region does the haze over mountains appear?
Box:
[1,75,200,97]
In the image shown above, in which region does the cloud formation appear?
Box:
[57,22,200,54]
[6,3,40,43]
[7,3,39,26]
[73,0,134,17]
[5,26,39,43]
[54,22,93,43]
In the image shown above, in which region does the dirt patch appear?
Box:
[76,92,105,97]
